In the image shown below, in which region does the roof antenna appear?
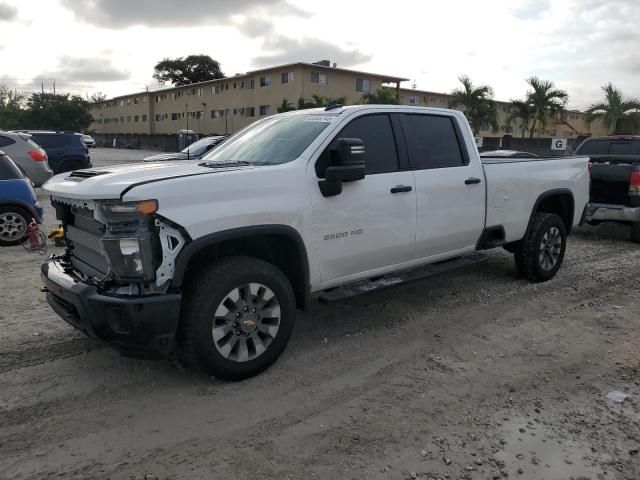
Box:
[325,99,343,111]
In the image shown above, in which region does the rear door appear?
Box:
[399,113,485,258]
[308,113,417,284]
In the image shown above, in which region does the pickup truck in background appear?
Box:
[577,136,640,243]
[40,105,589,380]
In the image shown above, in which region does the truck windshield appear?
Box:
[201,114,333,166]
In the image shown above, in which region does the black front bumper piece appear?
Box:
[41,257,181,358]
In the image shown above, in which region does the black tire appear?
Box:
[0,205,31,246]
[514,213,567,282]
[178,256,296,381]
[631,222,640,244]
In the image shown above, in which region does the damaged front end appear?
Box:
[41,196,188,357]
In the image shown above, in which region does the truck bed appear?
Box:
[482,156,590,242]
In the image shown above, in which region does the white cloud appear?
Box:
[0,0,637,109]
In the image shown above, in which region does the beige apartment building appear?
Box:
[397,88,606,138]
[90,60,606,139]
[90,61,406,136]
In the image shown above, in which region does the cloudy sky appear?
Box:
[0,0,637,110]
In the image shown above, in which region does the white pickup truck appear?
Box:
[41,105,589,380]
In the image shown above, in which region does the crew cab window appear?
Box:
[317,114,398,176]
[576,139,608,155]
[0,135,16,148]
[609,142,633,155]
[401,114,465,169]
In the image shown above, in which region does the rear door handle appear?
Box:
[465,177,482,185]
[390,185,413,194]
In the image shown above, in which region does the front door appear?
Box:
[308,113,417,284]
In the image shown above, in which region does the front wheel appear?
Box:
[514,213,567,282]
[178,256,296,380]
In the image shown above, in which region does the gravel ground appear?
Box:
[1,148,639,480]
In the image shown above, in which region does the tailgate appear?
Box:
[590,161,634,205]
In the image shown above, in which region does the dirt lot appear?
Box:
[1,148,639,480]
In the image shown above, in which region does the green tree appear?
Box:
[22,93,93,132]
[361,86,399,105]
[449,75,497,136]
[89,92,107,103]
[296,95,347,109]
[525,76,568,138]
[585,83,640,134]
[507,99,534,138]
[153,55,224,86]
[0,86,26,130]
[276,99,296,113]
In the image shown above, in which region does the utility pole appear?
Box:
[53,81,56,95]
[41,81,44,94]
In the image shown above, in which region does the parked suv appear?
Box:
[143,136,227,162]
[576,136,640,242]
[16,131,91,174]
[0,131,52,186]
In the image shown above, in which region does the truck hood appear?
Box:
[42,161,251,200]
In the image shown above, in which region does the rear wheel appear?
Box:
[178,256,296,381]
[631,222,640,244]
[0,206,31,246]
[514,213,566,282]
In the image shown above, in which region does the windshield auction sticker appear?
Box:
[303,116,334,122]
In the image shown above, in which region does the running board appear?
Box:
[318,253,488,304]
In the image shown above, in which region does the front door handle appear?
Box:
[465,177,482,185]
[390,185,413,194]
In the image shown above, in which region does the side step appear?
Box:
[318,253,488,304]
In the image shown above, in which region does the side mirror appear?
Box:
[325,138,365,182]
[319,138,366,197]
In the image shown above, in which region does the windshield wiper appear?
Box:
[200,160,252,168]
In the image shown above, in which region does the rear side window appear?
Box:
[0,155,24,180]
[0,135,16,148]
[609,142,633,155]
[400,114,465,169]
[31,134,66,149]
[329,114,399,175]
[576,140,608,155]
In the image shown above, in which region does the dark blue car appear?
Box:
[0,150,43,246]
[14,130,91,174]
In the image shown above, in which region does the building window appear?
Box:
[281,72,294,84]
[245,107,255,117]
[134,98,139,105]
[548,129,557,136]
[142,96,147,103]
[134,115,139,122]
[120,100,124,106]
[126,99,131,105]
[259,105,270,116]
[355,78,371,92]
[196,88,203,97]
[233,82,237,89]
[211,109,224,118]
[142,114,147,122]
[225,83,229,90]
[311,72,328,85]
[245,79,255,90]
[260,76,271,87]
[120,116,124,123]
[408,95,420,105]
[196,111,204,119]
[171,113,178,121]
[212,85,221,95]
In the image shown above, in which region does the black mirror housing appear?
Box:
[325,138,365,182]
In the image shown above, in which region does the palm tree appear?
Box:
[276,98,295,113]
[448,75,497,136]
[507,99,534,138]
[585,83,640,134]
[525,76,568,138]
[297,95,347,109]
[361,87,399,105]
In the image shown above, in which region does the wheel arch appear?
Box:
[528,189,575,236]
[173,225,310,310]
[0,200,40,223]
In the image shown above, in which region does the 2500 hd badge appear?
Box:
[323,229,363,241]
